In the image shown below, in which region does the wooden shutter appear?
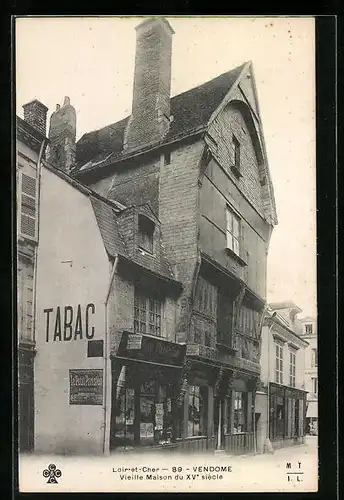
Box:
[20,172,37,240]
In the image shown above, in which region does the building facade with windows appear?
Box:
[256,302,308,452]
[28,17,278,455]
[16,101,48,452]
[299,316,318,434]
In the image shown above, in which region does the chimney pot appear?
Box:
[56,104,60,111]
[22,99,48,136]
[63,96,71,106]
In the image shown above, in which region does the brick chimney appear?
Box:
[22,99,48,136]
[46,96,76,173]
[124,17,174,152]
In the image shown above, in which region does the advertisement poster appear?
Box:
[15,15,322,493]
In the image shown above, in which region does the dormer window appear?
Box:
[138,215,154,254]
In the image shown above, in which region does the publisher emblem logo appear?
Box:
[43,463,62,484]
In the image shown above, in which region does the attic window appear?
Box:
[138,215,155,254]
[231,135,242,178]
[164,151,171,165]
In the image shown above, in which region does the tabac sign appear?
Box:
[43,303,96,342]
[69,369,103,405]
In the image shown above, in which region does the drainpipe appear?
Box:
[32,139,47,348]
[103,255,119,455]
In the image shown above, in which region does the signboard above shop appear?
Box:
[119,331,186,366]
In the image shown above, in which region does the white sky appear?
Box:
[16,16,316,317]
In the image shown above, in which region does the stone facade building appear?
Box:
[19,17,278,455]
[256,302,308,452]
[16,100,48,451]
[299,316,318,434]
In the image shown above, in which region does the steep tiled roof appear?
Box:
[90,196,128,257]
[74,63,246,173]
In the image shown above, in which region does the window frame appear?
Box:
[226,206,241,257]
[289,350,296,387]
[275,341,284,384]
[137,215,155,254]
[134,288,163,337]
[311,348,318,367]
[233,390,247,434]
[305,323,313,335]
[18,170,38,242]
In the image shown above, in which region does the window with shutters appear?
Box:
[226,207,240,257]
[20,172,37,240]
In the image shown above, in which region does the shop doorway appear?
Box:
[110,363,178,450]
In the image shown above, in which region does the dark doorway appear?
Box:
[19,383,34,452]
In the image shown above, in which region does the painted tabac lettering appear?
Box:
[44,303,95,342]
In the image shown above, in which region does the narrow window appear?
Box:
[311,377,318,395]
[138,215,154,254]
[305,323,313,335]
[226,207,240,257]
[233,134,240,170]
[164,151,171,165]
[289,350,296,387]
[275,341,284,384]
[311,348,318,367]
[20,173,37,240]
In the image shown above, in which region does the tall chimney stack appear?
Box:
[22,99,48,136]
[46,96,76,173]
[124,17,174,152]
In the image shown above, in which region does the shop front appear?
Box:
[110,331,186,452]
[269,382,307,449]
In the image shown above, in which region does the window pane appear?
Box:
[233,217,240,238]
[233,237,240,256]
[226,232,233,250]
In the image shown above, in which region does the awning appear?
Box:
[306,401,318,418]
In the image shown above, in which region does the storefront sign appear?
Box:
[127,334,143,350]
[69,369,103,405]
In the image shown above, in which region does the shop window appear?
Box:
[226,207,240,257]
[140,380,173,445]
[233,391,247,433]
[114,368,135,447]
[289,350,296,387]
[187,385,208,437]
[134,288,162,337]
[275,341,284,384]
[311,348,318,367]
[138,215,154,254]
[217,291,234,346]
